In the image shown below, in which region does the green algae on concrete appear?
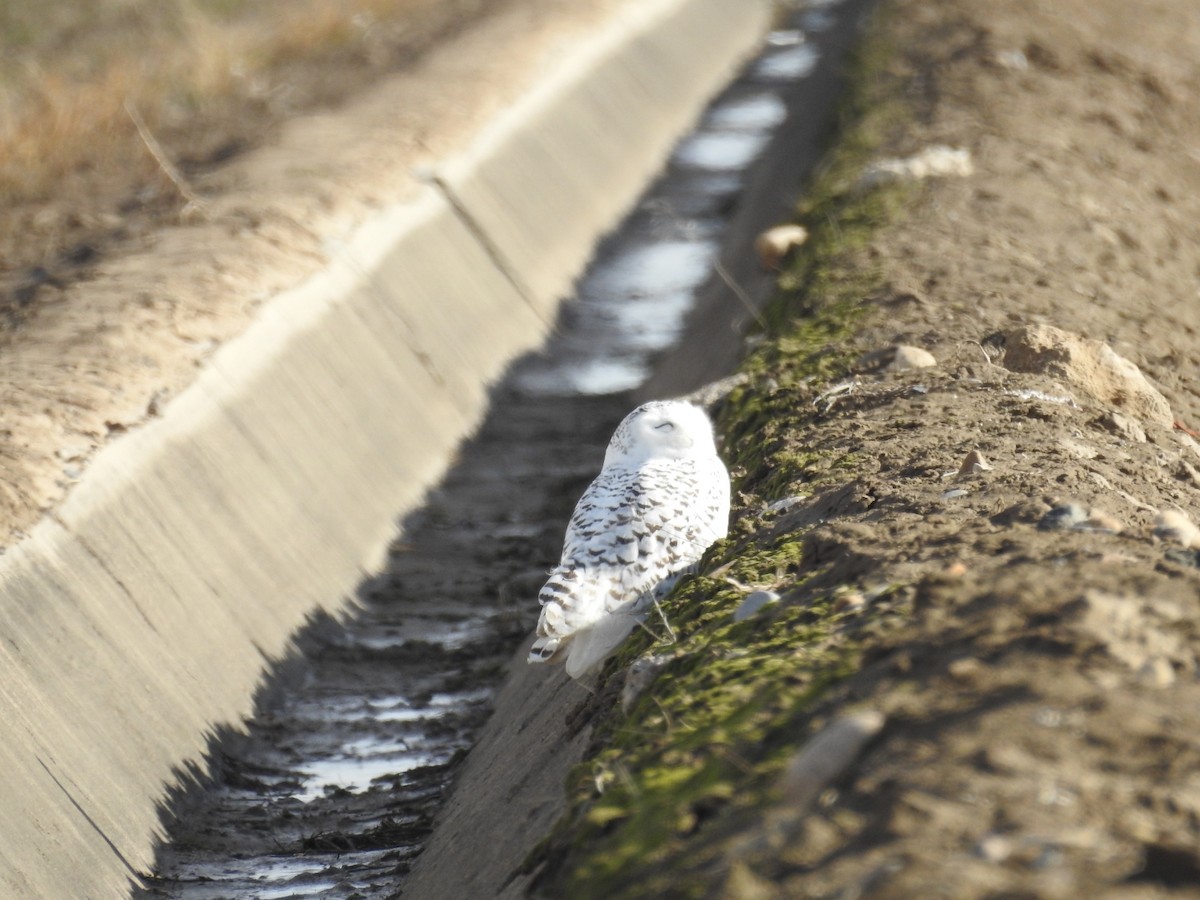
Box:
[528,8,920,898]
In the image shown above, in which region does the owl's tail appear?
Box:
[528,568,583,665]
[563,614,638,678]
[528,635,564,664]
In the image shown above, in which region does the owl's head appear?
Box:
[604,400,718,466]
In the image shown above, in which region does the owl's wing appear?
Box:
[560,458,728,610]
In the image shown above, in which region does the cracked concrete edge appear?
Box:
[0,0,773,897]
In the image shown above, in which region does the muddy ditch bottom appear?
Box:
[138,390,631,899]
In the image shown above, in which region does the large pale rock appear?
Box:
[1001,323,1174,429]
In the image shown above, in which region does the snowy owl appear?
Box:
[528,400,730,678]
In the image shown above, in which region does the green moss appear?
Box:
[530,7,916,898]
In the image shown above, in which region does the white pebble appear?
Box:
[734,590,781,622]
[755,224,809,269]
[861,145,973,187]
[888,345,937,372]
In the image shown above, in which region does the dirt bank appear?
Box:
[447,0,1200,895]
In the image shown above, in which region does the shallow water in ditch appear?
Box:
[140,5,850,897]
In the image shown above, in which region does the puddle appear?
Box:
[707,92,789,131]
[754,42,821,80]
[344,616,498,651]
[287,694,440,724]
[604,291,696,349]
[510,19,826,400]
[512,232,716,395]
[511,355,647,396]
[674,130,773,170]
[165,851,399,900]
[300,748,444,802]
[428,686,493,707]
[258,884,340,900]
[590,239,718,297]
[766,29,806,46]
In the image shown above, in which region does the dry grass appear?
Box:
[0,0,441,205]
[0,0,477,324]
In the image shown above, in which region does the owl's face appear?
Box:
[604,401,717,466]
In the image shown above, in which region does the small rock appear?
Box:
[1037,782,1078,809]
[1090,669,1123,691]
[861,145,973,186]
[1004,387,1077,406]
[1038,502,1088,531]
[621,654,673,712]
[742,711,887,856]
[1029,844,1066,870]
[734,590,781,622]
[1098,551,1138,565]
[764,495,808,515]
[992,499,1052,525]
[943,560,969,578]
[1163,549,1200,569]
[766,29,804,47]
[1059,438,1099,460]
[1097,411,1147,443]
[942,488,969,500]
[888,345,937,372]
[977,833,1015,863]
[779,711,885,809]
[995,48,1030,70]
[832,591,865,613]
[1179,424,1200,445]
[1082,510,1123,533]
[754,224,809,269]
[947,657,985,681]
[1153,509,1200,549]
[1147,598,1185,622]
[1178,459,1200,489]
[956,449,993,479]
[1137,657,1175,688]
[978,743,1037,775]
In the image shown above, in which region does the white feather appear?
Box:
[528,400,730,678]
